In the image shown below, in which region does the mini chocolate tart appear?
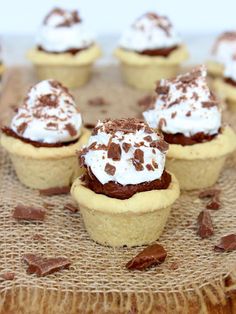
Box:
[82,168,171,199]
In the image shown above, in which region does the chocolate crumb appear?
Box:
[214,234,236,252]
[137,95,155,110]
[88,97,109,106]
[105,163,116,175]
[126,244,167,271]
[199,189,221,199]
[122,142,131,153]
[156,85,170,95]
[1,272,15,281]
[32,234,45,242]
[13,205,46,221]
[186,111,191,117]
[23,254,71,277]
[39,186,70,196]
[150,139,169,153]
[143,135,152,142]
[206,199,220,210]
[197,210,214,239]
[64,203,78,213]
[108,143,122,161]
[168,262,179,270]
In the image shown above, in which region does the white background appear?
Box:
[1,0,236,35]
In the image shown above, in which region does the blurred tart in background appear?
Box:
[114,12,189,90]
[27,8,101,88]
[214,54,236,111]
[143,65,236,190]
[207,31,236,78]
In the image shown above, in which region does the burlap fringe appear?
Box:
[0,270,235,314]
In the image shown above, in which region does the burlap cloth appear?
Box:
[0,66,235,314]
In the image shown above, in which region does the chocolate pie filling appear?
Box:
[82,169,171,200]
[163,130,219,146]
[137,45,178,57]
[2,127,79,148]
[224,77,236,87]
[37,45,92,56]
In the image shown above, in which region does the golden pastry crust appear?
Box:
[27,44,102,65]
[114,45,189,66]
[206,60,224,78]
[0,63,4,75]
[167,126,236,160]
[71,172,179,247]
[214,78,236,101]
[71,172,179,214]
[1,128,90,159]
[1,128,91,189]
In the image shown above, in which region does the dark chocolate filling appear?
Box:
[1,127,79,148]
[163,130,219,146]
[82,169,171,200]
[37,44,92,56]
[224,77,236,87]
[136,45,178,57]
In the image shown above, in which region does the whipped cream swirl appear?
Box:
[143,65,221,137]
[119,12,182,52]
[37,8,94,53]
[79,118,168,185]
[211,31,236,64]
[11,80,82,144]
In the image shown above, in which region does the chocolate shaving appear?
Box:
[143,135,152,142]
[168,262,179,270]
[12,205,46,221]
[132,159,144,171]
[155,85,169,95]
[186,111,191,117]
[171,112,177,119]
[202,101,217,109]
[214,234,236,252]
[16,122,27,135]
[206,199,221,210]
[105,163,116,176]
[146,164,154,171]
[1,272,15,281]
[88,97,109,107]
[108,142,122,161]
[126,244,167,271]
[158,118,167,130]
[122,142,131,153]
[64,123,77,137]
[137,95,155,110]
[197,211,214,239]
[134,149,144,163]
[43,202,55,210]
[43,8,81,27]
[150,139,169,153]
[199,189,221,210]
[23,254,71,277]
[39,186,70,196]
[64,203,78,213]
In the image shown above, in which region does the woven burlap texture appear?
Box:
[0,66,235,314]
